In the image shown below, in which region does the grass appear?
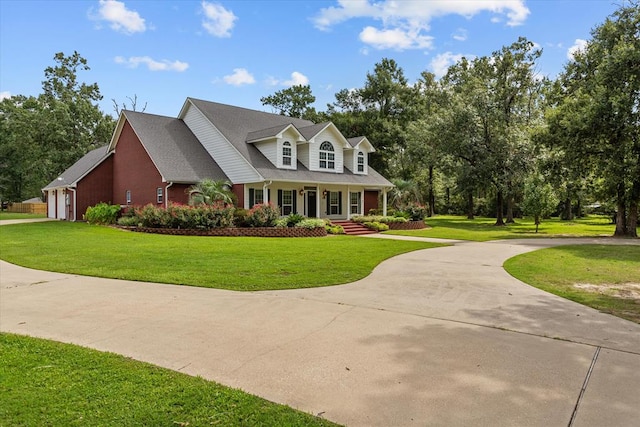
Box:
[0,333,338,426]
[0,212,47,220]
[504,245,640,323]
[385,215,622,241]
[0,221,444,291]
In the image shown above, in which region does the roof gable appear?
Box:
[347,136,375,152]
[246,123,303,143]
[43,146,110,189]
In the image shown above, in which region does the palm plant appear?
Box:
[389,179,419,210]
[188,179,235,206]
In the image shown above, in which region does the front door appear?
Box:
[306,191,317,217]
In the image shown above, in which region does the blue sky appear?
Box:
[0,1,621,118]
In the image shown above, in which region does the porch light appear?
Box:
[299,188,305,196]
[322,189,328,198]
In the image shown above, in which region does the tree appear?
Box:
[260,85,317,120]
[188,179,235,206]
[543,3,639,237]
[112,94,147,116]
[521,174,558,233]
[0,52,115,202]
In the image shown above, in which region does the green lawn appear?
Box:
[386,215,621,241]
[0,212,47,220]
[0,333,338,426]
[504,245,640,323]
[0,221,444,291]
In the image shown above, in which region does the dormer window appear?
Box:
[319,141,335,170]
[357,151,365,172]
[282,141,292,166]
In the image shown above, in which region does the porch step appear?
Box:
[331,220,377,235]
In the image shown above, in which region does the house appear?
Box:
[44,98,393,221]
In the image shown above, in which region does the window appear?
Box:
[157,187,164,204]
[125,190,131,205]
[281,189,294,215]
[350,192,361,214]
[249,188,264,207]
[329,191,340,215]
[282,141,292,166]
[319,141,335,170]
[357,151,365,173]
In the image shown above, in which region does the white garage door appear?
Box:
[56,190,66,220]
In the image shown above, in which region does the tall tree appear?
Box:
[260,85,317,120]
[543,3,639,237]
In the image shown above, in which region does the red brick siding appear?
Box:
[167,184,191,205]
[112,121,165,207]
[232,184,244,208]
[364,190,379,214]
[75,155,114,220]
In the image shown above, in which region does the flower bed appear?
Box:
[387,220,427,230]
[120,226,327,237]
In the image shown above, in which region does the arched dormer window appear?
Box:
[282,141,292,166]
[357,151,365,172]
[319,141,335,170]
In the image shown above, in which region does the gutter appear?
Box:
[165,182,173,209]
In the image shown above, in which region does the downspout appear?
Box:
[263,180,272,204]
[165,182,173,209]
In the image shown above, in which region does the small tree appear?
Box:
[188,179,235,206]
[521,175,559,233]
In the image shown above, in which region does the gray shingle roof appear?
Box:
[246,123,295,143]
[43,146,110,189]
[187,98,392,187]
[124,110,228,184]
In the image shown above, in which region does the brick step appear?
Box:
[331,220,377,235]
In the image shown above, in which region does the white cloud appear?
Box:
[567,39,588,60]
[313,0,529,51]
[94,0,146,34]
[223,68,255,86]
[114,56,189,72]
[201,1,237,37]
[430,52,473,79]
[0,91,11,101]
[283,72,309,86]
[360,26,433,50]
[452,28,467,41]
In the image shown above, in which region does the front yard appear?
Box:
[0,221,444,291]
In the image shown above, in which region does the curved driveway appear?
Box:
[1,227,639,426]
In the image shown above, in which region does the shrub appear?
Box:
[352,215,407,224]
[295,218,325,229]
[84,203,121,225]
[117,215,139,227]
[233,208,249,227]
[125,203,234,229]
[274,218,289,228]
[403,203,428,221]
[246,203,279,227]
[286,213,305,227]
[363,221,389,232]
[325,224,344,234]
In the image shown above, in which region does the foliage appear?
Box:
[286,212,305,227]
[504,245,640,323]
[116,215,139,227]
[274,217,289,228]
[188,179,235,206]
[260,84,318,120]
[294,218,325,229]
[521,175,559,232]
[540,3,640,237]
[0,221,443,290]
[233,208,249,227]
[363,221,390,232]
[0,52,115,202]
[404,203,428,221]
[325,224,345,234]
[128,203,234,229]
[245,203,280,227]
[352,215,407,224]
[1,333,339,426]
[84,203,121,225]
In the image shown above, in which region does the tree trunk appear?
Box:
[628,199,638,238]
[495,190,505,226]
[506,195,515,223]
[575,198,583,218]
[535,215,540,233]
[427,165,435,217]
[614,184,627,237]
[561,197,573,220]
[467,191,474,220]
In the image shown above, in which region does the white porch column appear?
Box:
[382,188,388,216]
[316,185,321,218]
[346,186,351,220]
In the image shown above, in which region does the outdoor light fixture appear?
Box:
[322,189,328,198]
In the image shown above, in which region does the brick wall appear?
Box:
[123,226,327,237]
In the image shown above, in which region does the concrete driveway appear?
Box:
[1,235,639,426]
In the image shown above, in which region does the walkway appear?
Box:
[1,230,639,426]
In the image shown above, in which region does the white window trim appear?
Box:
[319,141,335,170]
[281,189,294,216]
[157,187,163,204]
[282,141,292,167]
